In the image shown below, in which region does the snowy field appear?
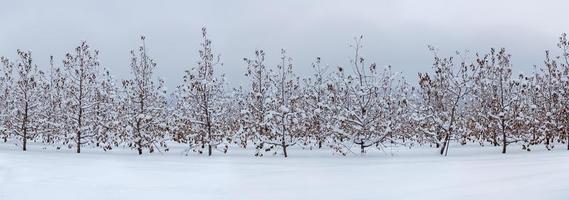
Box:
[1,143,568,200]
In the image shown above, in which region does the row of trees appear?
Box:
[1,29,568,156]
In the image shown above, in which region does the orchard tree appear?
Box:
[170,91,192,144]
[417,47,480,156]
[241,49,276,156]
[553,33,569,150]
[120,36,169,155]
[526,33,569,151]
[42,56,67,146]
[474,48,525,153]
[532,50,565,150]
[176,28,229,156]
[517,73,542,149]
[0,56,14,143]
[5,50,45,151]
[225,86,246,147]
[333,36,407,154]
[302,57,334,149]
[263,49,303,157]
[62,41,103,153]
[92,68,120,150]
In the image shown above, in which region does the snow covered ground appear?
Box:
[1,143,568,200]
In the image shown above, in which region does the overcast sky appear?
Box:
[1,0,568,88]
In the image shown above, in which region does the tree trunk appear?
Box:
[77,76,83,154]
[501,131,507,154]
[208,144,212,156]
[22,117,27,151]
[137,138,142,155]
[440,133,449,155]
[282,142,288,158]
[77,98,82,154]
[205,101,213,156]
[545,133,551,150]
[281,128,288,157]
[136,118,143,155]
[501,121,507,154]
[281,120,288,157]
[76,130,81,154]
[22,132,27,151]
[360,142,365,154]
[22,102,28,151]
[206,124,213,156]
[76,118,81,154]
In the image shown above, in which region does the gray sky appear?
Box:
[1,0,568,88]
